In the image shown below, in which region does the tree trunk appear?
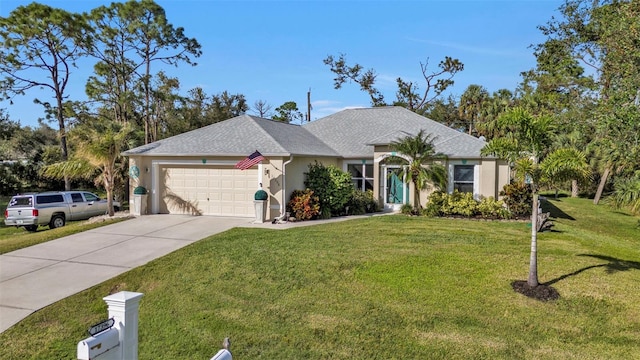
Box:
[56,95,71,191]
[571,179,579,198]
[528,193,539,287]
[105,169,114,217]
[413,180,421,211]
[593,166,611,205]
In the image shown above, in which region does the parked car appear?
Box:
[3,191,121,231]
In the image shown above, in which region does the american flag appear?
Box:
[235,150,265,170]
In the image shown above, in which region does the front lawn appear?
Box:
[0,218,131,255]
[1,195,132,254]
[1,196,638,359]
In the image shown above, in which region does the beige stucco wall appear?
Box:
[370,145,511,207]
[279,156,338,215]
[372,146,392,205]
[128,155,343,220]
[478,159,497,198]
[129,155,281,219]
[496,159,511,198]
[128,152,511,217]
[127,156,151,213]
[477,158,510,199]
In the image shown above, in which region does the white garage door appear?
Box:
[162,166,257,217]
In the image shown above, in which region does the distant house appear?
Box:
[123,106,509,220]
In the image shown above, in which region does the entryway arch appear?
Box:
[375,152,411,211]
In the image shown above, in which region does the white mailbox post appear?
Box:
[77,291,143,360]
[210,337,232,360]
[211,349,232,360]
[77,328,120,360]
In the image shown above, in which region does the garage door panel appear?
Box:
[162,166,257,217]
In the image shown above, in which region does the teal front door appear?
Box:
[387,170,405,204]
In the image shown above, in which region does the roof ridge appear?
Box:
[255,116,340,156]
[434,131,485,146]
[247,116,290,153]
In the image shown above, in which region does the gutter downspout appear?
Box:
[280,155,294,218]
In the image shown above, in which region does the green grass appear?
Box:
[1,196,638,359]
[0,218,131,255]
[1,195,130,254]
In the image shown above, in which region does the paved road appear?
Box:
[0,215,252,333]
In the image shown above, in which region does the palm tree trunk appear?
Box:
[593,166,611,205]
[528,193,539,287]
[571,179,579,198]
[413,180,421,211]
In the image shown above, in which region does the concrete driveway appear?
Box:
[0,214,251,333]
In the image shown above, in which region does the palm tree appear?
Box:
[609,174,640,215]
[459,84,489,135]
[43,119,133,216]
[481,107,589,287]
[390,130,447,211]
[540,147,590,198]
[591,137,638,205]
[551,130,590,197]
[478,89,514,139]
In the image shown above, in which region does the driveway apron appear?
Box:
[0,215,249,333]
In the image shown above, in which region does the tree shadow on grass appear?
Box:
[543,254,640,286]
[541,198,575,220]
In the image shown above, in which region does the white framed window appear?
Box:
[448,161,479,198]
[346,161,374,191]
[453,165,475,193]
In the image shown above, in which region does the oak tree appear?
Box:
[323,54,463,113]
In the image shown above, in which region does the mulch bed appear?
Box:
[511,280,560,301]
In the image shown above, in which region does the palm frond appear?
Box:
[540,147,590,183]
[42,159,96,180]
[512,158,536,184]
[609,176,640,215]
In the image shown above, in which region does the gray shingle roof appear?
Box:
[123,115,338,157]
[303,107,487,158]
[124,107,487,159]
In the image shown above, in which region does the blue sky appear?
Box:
[1,0,564,127]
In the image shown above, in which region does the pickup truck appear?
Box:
[4,191,121,231]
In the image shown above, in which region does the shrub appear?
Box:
[609,175,640,215]
[421,204,439,217]
[449,192,478,217]
[304,161,353,217]
[500,182,532,218]
[400,203,414,215]
[424,191,511,219]
[422,191,445,217]
[478,196,510,219]
[435,191,478,217]
[438,191,459,216]
[347,190,379,215]
[287,189,320,221]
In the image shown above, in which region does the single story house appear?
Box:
[123,106,510,220]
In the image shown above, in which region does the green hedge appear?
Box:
[424,191,510,219]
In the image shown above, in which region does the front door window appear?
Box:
[388,171,403,203]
